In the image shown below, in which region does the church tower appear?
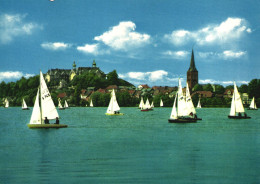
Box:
[92,59,96,68]
[187,49,198,90]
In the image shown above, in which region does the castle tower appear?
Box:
[92,59,96,68]
[187,49,198,90]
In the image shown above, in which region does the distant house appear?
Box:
[106,85,118,92]
[224,89,234,98]
[97,88,106,94]
[128,90,136,96]
[242,93,249,105]
[192,91,213,98]
[137,84,150,90]
[57,92,67,99]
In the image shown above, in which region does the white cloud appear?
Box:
[222,50,246,59]
[119,70,181,86]
[0,71,34,81]
[94,21,151,51]
[162,50,189,59]
[77,43,110,55]
[198,50,246,60]
[0,13,42,44]
[41,42,72,50]
[164,17,251,46]
[199,79,248,85]
[147,70,168,82]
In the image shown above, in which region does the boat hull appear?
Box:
[247,108,257,110]
[228,115,251,119]
[141,109,153,111]
[27,124,68,128]
[105,113,124,116]
[22,108,30,110]
[168,118,197,123]
[58,108,65,110]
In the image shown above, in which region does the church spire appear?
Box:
[188,49,197,72]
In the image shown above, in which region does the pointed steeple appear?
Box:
[188,49,197,72]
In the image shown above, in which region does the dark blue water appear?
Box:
[0,107,259,184]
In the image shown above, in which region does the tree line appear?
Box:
[1,72,260,107]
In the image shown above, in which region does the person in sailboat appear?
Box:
[244,113,247,118]
[44,117,49,124]
[55,117,59,124]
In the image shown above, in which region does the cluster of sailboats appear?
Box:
[58,99,69,110]
[168,79,202,123]
[2,71,257,128]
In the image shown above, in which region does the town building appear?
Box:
[45,60,106,88]
[187,49,198,91]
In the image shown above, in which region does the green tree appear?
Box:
[239,84,248,93]
[215,85,225,94]
[248,79,260,98]
[192,84,203,92]
[203,84,213,92]
[107,70,119,85]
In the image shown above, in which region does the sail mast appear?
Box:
[40,71,43,124]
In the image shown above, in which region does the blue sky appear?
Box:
[0,0,260,87]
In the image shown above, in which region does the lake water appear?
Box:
[0,107,259,184]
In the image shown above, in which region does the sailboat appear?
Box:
[105,89,123,115]
[196,98,202,108]
[141,98,153,111]
[90,99,93,107]
[248,97,257,110]
[64,100,69,109]
[27,71,68,128]
[4,98,9,108]
[139,97,144,109]
[151,101,154,108]
[160,99,164,107]
[168,79,197,123]
[228,82,251,119]
[22,99,29,110]
[58,99,65,110]
[186,83,201,120]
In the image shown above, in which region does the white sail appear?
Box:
[160,99,164,107]
[22,99,28,109]
[197,98,201,108]
[144,99,151,109]
[5,98,9,108]
[139,97,144,108]
[90,99,93,107]
[249,97,257,109]
[177,79,188,116]
[30,89,41,124]
[58,99,63,108]
[186,83,196,115]
[151,101,154,108]
[106,89,120,114]
[230,82,245,115]
[234,82,244,113]
[169,94,177,119]
[230,92,236,116]
[64,100,69,108]
[40,71,59,120]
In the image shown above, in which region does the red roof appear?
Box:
[140,84,150,88]
[192,91,213,98]
[106,85,118,90]
[97,88,106,93]
[224,89,234,95]
[57,92,67,98]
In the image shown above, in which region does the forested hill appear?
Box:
[0,70,134,107]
